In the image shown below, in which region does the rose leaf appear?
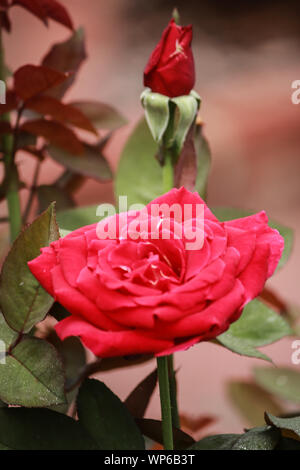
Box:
[0,203,59,333]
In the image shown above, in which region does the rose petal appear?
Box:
[55,316,173,357]
[146,187,218,223]
[51,265,122,331]
[59,236,87,287]
[28,245,57,295]
[155,280,245,339]
[238,242,271,301]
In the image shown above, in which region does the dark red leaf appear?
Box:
[42,28,86,99]
[0,90,19,114]
[14,65,69,101]
[0,121,12,134]
[259,287,287,313]
[80,355,152,373]
[180,414,216,433]
[43,0,73,30]
[0,0,10,7]
[0,10,11,32]
[174,126,197,191]
[125,368,157,418]
[12,0,73,29]
[12,0,47,24]
[25,95,97,135]
[135,418,195,450]
[21,119,84,154]
[19,146,46,161]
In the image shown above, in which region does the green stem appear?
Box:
[161,103,180,430]
[0,28,22,242]
[168,355,180,429]
[157,356,174,450]
[160,104,181,431]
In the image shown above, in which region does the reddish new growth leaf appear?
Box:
[12,0,73,30]
[0,3,11,32]
[0,121,12,134]
[21,119,84,154]
[14,65,69,101]
[42,28,87,99]
[0,90,19,115]
[21,146,46,161]
[180,414,216,434]
[25,96,97,135]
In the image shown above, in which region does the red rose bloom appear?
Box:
[144,19,195,97]
[28,188,283,358]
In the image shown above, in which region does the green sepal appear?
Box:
[140,88,170,143]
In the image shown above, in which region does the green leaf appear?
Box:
[0,408,96,450]
[125,368,157,418]
[227,381,284,427]
[59,228,72,238]
[116,116,211,208]
[47,143,112,181]
[189,434,241,450]
[141,89,170,143]
[56,205,100,231]
[70,101,127,130]
[265,412,300,441]
[136,418,195,450]
[232,426,280,450]
[0,203,59,333]
[37,185,75,213]
[42,28,87,100]
[77,378,145,450]
[254,367,300,403]
[115,118,162,207]
[171,94,199,156]
[272,222,293,270]
[0,312,18,349]
[212,207,293,270]
[0,337,66,407]
[217,333,272,362]
[223,299,291,348]
[216,299,291,362]
[190,427,280,450]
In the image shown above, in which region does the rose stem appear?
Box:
[0,27,22,242]
[168,355,180,429]
[161,102,180,430]
[157,356,174,450]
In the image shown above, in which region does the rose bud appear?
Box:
[28,188,284,359]
[144,18,195,98]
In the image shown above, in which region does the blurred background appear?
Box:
[1,0,300,437]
